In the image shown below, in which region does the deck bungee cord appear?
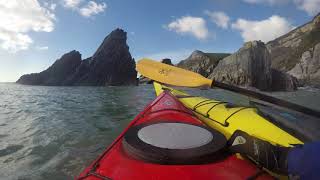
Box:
[175,93,254,127]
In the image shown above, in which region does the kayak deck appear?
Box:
[77,91,273,180]
[153,82,303,147]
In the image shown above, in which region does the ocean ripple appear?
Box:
[0,83,319,179]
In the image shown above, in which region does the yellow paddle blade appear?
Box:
[136,58,213,87]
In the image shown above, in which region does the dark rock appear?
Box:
[17,29,137,86]
[271,69,297,91]
[17,50,82,85]
[63,57,91,85]
[82,29,137,86]
[161,58,173,65]
[208,41,273,91]
[177,50,230,77]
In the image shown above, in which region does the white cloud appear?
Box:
[63,0,82,9]
[231,15,294,43]
[79,1,107,17]
[294,0,320,16]
[50,3,57,11]
[243,0,320,16]
[0,0,55,53]
[0,31,33,51]
[205,11,230,29]
[243,0,289,5]
[36,46,49,50]
[62,0,107,17]
[43,2,57,11]
[167,16,209,40]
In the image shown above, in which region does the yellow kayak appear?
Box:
[153,82,303,147]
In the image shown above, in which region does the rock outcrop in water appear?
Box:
[206,41,297,91]
[176,41,297,91]
[267,13,320,87]
[207,41,273,91]
[17,50,82,85]
[161,58,173,66]
[17,29,137,86]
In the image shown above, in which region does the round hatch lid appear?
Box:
[122,122,227,164]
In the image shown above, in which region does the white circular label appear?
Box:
[137,123,213,149]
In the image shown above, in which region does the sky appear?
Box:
[0,0,319,82]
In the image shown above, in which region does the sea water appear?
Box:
[0,83,319,179]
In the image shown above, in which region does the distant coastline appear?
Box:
[17,14,320,91]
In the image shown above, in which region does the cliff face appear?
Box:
[175,15,320,91]
[176,41,297,91]
[208,41,273,91]
[267,14,320,87]
[209,41,297,91]
[177,51,230,77]
[271,69,298,91]
[17,29,137,86]
[267,14,320,71]
[288,42,320,87]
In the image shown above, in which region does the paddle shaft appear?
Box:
[213,81,320,118]
[137,58,320,118]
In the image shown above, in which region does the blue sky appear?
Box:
[0,0,319,82]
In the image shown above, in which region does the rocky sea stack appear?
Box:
[176,42,297,91]
[207,41,297,91]
[17,29,137,86]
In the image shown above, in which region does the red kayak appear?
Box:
[77,91,273,180]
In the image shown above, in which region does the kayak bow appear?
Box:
[77,88,274,180]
